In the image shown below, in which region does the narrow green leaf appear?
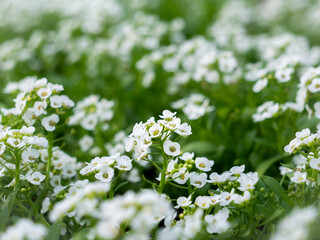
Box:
[258,208,285,226]
[45,219,63,240]
[0,189,18,231]
[261,176,293,208]
[73,228,91,240]
[182,141,214,154]
[256,154,285,176]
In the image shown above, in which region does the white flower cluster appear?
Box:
[0,125,48,186]
[174,165,258,210]
[125,110,192,161]
[158,209,204,240]
[271,206,317,240]
[101,13,185,62]
[0,218,47,240]
[282,128,320,185]
[136,37,240,89]
[39,147,80,194]
[104,130,127,155]
[162,152,214,187]
[2,77,74,129]
[247,39,320,122]
[0,0,122,34]
[80,153,133,182]
[49,181,110,221]
[171,93,215,120]
[68,95,114,131]
[94,190,171,239]
[284,128,318,155]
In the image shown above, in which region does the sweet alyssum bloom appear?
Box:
[26,171,46,185]
[195,196,211,209]
[190,172,207,188]
[0,218,47,240]
[41,114,59,131]
[310,158,320,170]
[172,167,189,184]
[175,195,192,208]
[95,166,115,183]
[290,171,308,184]
[252,78,268,93]
[195,157,214,172]
[21,148,40,163]
[205,208,230,234]
[163,140,181,157]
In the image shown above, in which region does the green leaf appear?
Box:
[256,154,285,176]
[258,208,285,226]
[261,176,293,208]
[182,141,214,154]
[73,228,91,240]
[45,219,63,240]
[114,180,129,194]
[0,189,18,231]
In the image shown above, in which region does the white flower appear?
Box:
[163,140,181,156]
[0,142,5,155]
[284,138,302,154]
[275,68,294,83]
[7,137,25,148]
[219,189,235,206]
[33,101,47,116]
[279,166,293,175]
[41,197,51,214]
[295,128,311,140]
[0,218,47,240]
[159,110,176,120]
[41,114,59,131]
[180,152,194,161]
[237,172,259,191]
[190,172,207,188]
[290,171,307,184]
[230,165,245,174]
[207,172,230,183]
[252,78,268,93]
[22,148,39,163]
[253,101,280,122]
[205,208,230,234]
[195,157,214,172]
[149,124,163,138]
[0,168,6,177]
[314,102,320,119]
[175,123,192,136]
[310,158,320,171]
[172,167,189,184]
[50,95,63,108]
[26,171,46,185]
[115,156,133,171]
[175,195,192,208]
[195,196,211,209]
[271,207,317,240]
[79,135,94,152]
[37,87,52,99]
[81,114,98,131]
[234,191,251,204]
[209,195,220,206]
[308,77,320,93]
[95,166,114,183]
[96,221,120,239]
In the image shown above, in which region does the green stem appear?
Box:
[158,152,168,193]
[45,133,54,189]
[14,149,21,190]
[109,171,122,199]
